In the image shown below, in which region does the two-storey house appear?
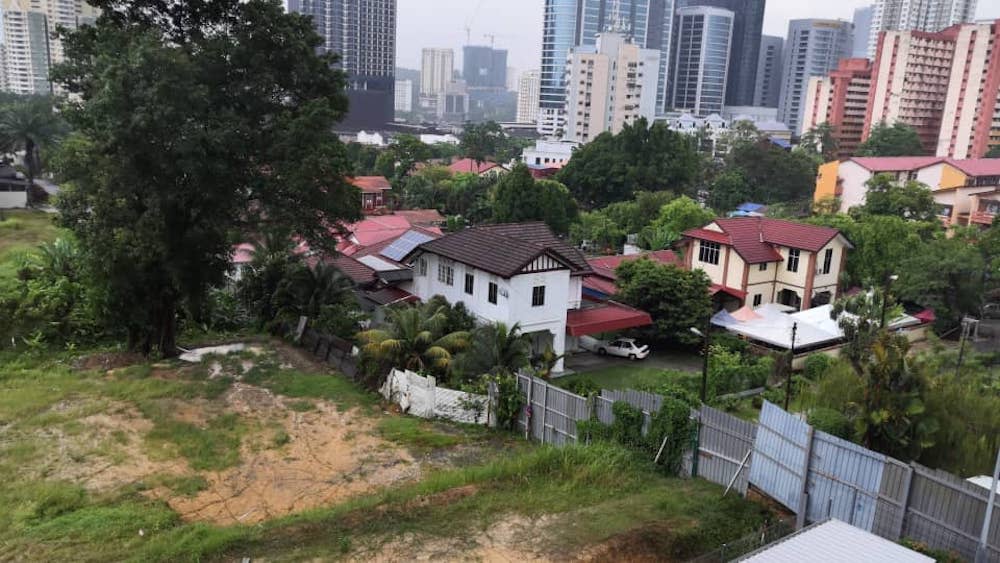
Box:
[349,176,392,213]
[402,222,652,371]
[682,218,851,312]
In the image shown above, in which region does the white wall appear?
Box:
[838,161,874,212]
[0,191,27,208]
[691,239,727,285]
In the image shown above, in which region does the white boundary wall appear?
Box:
[380,369,489,424]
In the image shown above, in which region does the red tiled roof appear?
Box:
[710,284,747,299]
[348,176,392,193]
[685,218,843,264]
[449,158,500,174]
[353,226,442,266]
[944,158,1000,177]
[394,209,446,225]
[583,276,619,296]
[584,251,682,296]
[566,302,653,337]
[849,156,943,172]
[329,255,377,285]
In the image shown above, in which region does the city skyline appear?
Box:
[396,0,1000,74]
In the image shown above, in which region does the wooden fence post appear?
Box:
[796,425,815,529]
[894,465,915,541]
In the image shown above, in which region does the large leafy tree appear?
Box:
[493,164,578,234]
[52,0,361,356]
[799,123,838,162]
[556,118,702,208]
[857,122,924,157]
[857,174,938,221]
[460,121,506,165]
[0,95,66,205]
[726,139,818,203]
[648,196,716,248]
[615,258,712,346]
[895,237,985,331]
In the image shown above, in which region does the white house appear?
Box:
[522,139,579,167]
[402,222,652,371]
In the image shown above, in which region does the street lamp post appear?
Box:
[690,326,710,403]
[784,322,798,411]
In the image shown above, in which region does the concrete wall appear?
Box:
[0,190,27,208]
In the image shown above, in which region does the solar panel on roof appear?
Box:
[381,230,435,262]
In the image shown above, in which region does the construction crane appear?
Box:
[483,33,496,48]
[464,0,484,45]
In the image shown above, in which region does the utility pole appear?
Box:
[784,322,798,411]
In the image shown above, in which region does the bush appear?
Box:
[803,354,832,380]
[562,378,600,398]
[808,407,851,439]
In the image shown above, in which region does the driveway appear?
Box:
[564,348,702,375]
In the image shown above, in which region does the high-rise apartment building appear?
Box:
[394,79,412,113]
[867,0,977,57]
[777,19,853,138]
[676,0,765,107]
[563,31,660,143]
[420,48,453,96]
[852,6,873,58]
[537,0,676,137]
[287,0,396,130]
[866,21,1000,159]
[1,0,99,95]
[462,45,507,89]
[801,58,872,158]
[516,70,541,124]
[671,6,734,117]
[752,35,784,108]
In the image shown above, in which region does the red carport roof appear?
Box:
[566,302,653,337]
[710,284,747,299]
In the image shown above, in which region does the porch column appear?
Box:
[552,329,566,372]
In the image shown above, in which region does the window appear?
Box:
[753,294,762,307]
[759,262,767,272]
[821,248,833,275]
[698,241,720,265]
[488,282,498,304]
[417,258,427,276]
[786,248,800,272]
[437,261,454,286]
[531,286,546,307]
[464,273,474,295]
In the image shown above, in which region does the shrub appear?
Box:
[803,354,832,380]
[562,378,600,398]
[808,407,852,439]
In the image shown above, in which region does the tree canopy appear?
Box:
[857,122,924,157]
[51,0,361,356]
[723,139,818,204]
[615,258,712,346]
[493,164,578,234]
[858,174,938,222]
[556,118,702,209]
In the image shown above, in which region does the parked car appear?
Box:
[982,303,1000,319]
[581,337,650,360]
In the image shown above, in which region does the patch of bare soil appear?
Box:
[159,386,419,525]
[577,523,678,562]
[366,514,554,562]
[73,351,145,371]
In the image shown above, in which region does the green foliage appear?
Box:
[707,344,772,399]
[799,123,838,162]
[357,302,470,377]
[459,121,508,163]
[452,322,532,383]
[615,258,712,346]
[808,407,852,439]
[377,417,464,451]
[556,118,702,208]
[858,174,938,222]
[489,372,523,431]
[802,354,832,380]
[144,411,245,471]
[0,95,66,205]
[725,139,818,203]
[52,0,361,356]
[271,262,362,338]
[562,378,601,397]
[895,236,985,331]
[344,142,380,175]
[570,210,628,252]
[706,170,754,213]
[492,164,579,234]
[648,196,716,247]
[857,122,925,156]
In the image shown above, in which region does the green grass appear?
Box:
[144,412,246,471]
[377,416,466,451]
[0,209,61,290]
[148,474,210,497]
[241,354,376,410]
[554,366,694,392]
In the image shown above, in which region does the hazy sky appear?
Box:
[396,0,1000,76]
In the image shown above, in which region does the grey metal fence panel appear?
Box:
[696,405,757,494]
[805,430,886,531]
[600,389,663,414]
[871,458,910,539]
[749,401,811,512]
[594,396,614,426]
[516,373,589,444]
[902,463,1000,562]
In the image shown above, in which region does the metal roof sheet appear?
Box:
[740,519,932,562]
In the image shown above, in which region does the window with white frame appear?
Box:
[821,248,833,275]
[786,248,800,272]
[698,241,720,265]
[437,260,454,285]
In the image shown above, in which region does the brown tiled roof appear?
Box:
[329,255,377,285]
[394,209,445,225]
[404,222,591,278]
[348,176,392,193]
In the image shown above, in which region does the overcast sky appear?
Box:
[396,0,1000,77]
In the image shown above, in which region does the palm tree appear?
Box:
[0,96,65,206]
[457,322,533,378]
[273,262,353,322]
[357,305,470,374]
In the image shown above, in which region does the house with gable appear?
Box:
[349,176,392,213]
[681,218,851,312]
[401,222,652,371]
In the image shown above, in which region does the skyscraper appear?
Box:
[867,21,1000,158]
[676,0,765,107]
[777,19,853,137]
[516,70,541,124]
[671,6,734,117]
[287,0,397,131]
[462,45,507,89]
[536,0,676,136]
[867,0,977,57]
[753,35,784,108]
[420,48,454,96]
[1,0,99,95]
[852,6,872,58]
[394,79,413,113]
[563,31,660,143]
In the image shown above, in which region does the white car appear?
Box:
[585,337,650,360]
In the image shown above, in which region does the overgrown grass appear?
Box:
[377,416,466,451]
[241,353,376,410]
[554,366,691,391]
[0,209,61,291]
